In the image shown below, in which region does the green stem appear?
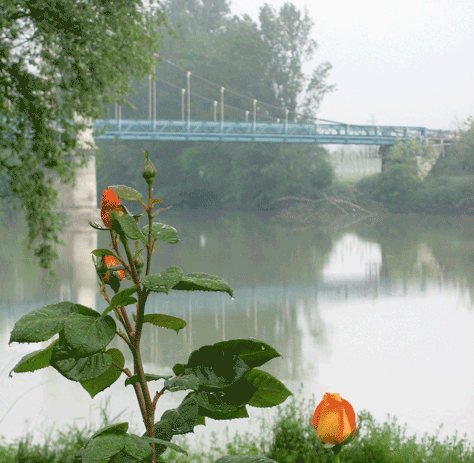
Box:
[117,229,156,462]
[333,452,341,463]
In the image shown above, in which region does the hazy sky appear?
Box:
[229,0,474,131]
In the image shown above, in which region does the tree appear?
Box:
[0,0,176,283]
[97,1,337,211]
[258,2,336,122]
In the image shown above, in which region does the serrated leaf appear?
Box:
[140,436,187,455]
[164,373,200,392]
[82,433,126,463]
[244,369,293,408]
[123,434,153,460]
[113,211,145,241]
[102,297,136,318]
[142,223,179,244]
[91,422,129,440]
[80,348,125,398]
[102,286,138,317]
[9,339,59,376]
[142,313,186,334]
[108,185,143,202]
[214,338,281,370]
[141,266,183,294]
[9,302,88,344]
[171,272,234,298]
[124,373,170,387]
[51,347,112,382]
[64,312,116,356]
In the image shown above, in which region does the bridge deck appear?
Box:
[93,119,456,145]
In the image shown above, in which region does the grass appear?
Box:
[1,383,473,463]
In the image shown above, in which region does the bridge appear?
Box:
[91,58,456,146]
[92,119,456,145]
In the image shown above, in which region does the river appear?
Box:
[1,206,473,456]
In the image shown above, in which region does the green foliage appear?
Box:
[8,157,292,463]
[372,139,430,211]
[412,175,474,214]
[96,0,336,214]
[0,0,177,283]
[430,117,474,177]
[2,383,474,462]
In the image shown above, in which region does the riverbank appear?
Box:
[1,383,473,463]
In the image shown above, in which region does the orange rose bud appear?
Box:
[312,393,358,446]
[103,255,125,282]
[101,188,123,229]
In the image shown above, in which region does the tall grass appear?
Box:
[1,383,473,463]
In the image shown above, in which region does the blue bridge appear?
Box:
[92,119,455,145]
[0,59,457,147]
[91,59,456,146]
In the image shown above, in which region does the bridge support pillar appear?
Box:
[50,114,101,308]
[52,114,101,230]
[379,145,391,172]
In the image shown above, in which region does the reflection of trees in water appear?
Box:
[107,283,331,384]
[366,213,474,306]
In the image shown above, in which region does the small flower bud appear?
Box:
[141,150,156,185]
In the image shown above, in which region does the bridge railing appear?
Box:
[92,119,457,145]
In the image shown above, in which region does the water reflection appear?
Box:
[0,211,473,454]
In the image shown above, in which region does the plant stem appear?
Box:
[116,224,156,462]
[333,452,341,463]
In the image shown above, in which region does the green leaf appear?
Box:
[91,249,119,258]
[140,436,188,455]
[124,373,170,387]
[51,343,112,382]
[194,377,257,415]
[123,434,153,460]
[142,266,183,294]
[164,373,200,392]
[171,272,234,298]
[9,339,59,376]
[244,369,293,408]
[82,433,126,463]
[142,223,179,244]
[186,341,251,388]
[197,400,249,421]
[142,313,186,334]
[89,221,109,231]
[91,423,129,440]
[102,286,138,317]
[214,456,278,463]
[142,420,172,458]
[172,363,186,376]
[64,312,116,356]
[102,297,136,318]
[213,338,281,370]
[113,210,145,241]
[9,302,90,344]
[80,348,125,398]
[108,184,143,202]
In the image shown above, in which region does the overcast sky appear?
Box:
[229,0,474,131]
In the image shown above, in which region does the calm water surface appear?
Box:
[1,208,473,455]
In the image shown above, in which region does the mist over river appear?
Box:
[1,208,473,455]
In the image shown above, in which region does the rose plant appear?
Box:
[8,151,291,463]
[312,392,360,463]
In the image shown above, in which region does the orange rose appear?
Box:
[101,188,123,228]
[104,255,125,282]
[312,393,358,445]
